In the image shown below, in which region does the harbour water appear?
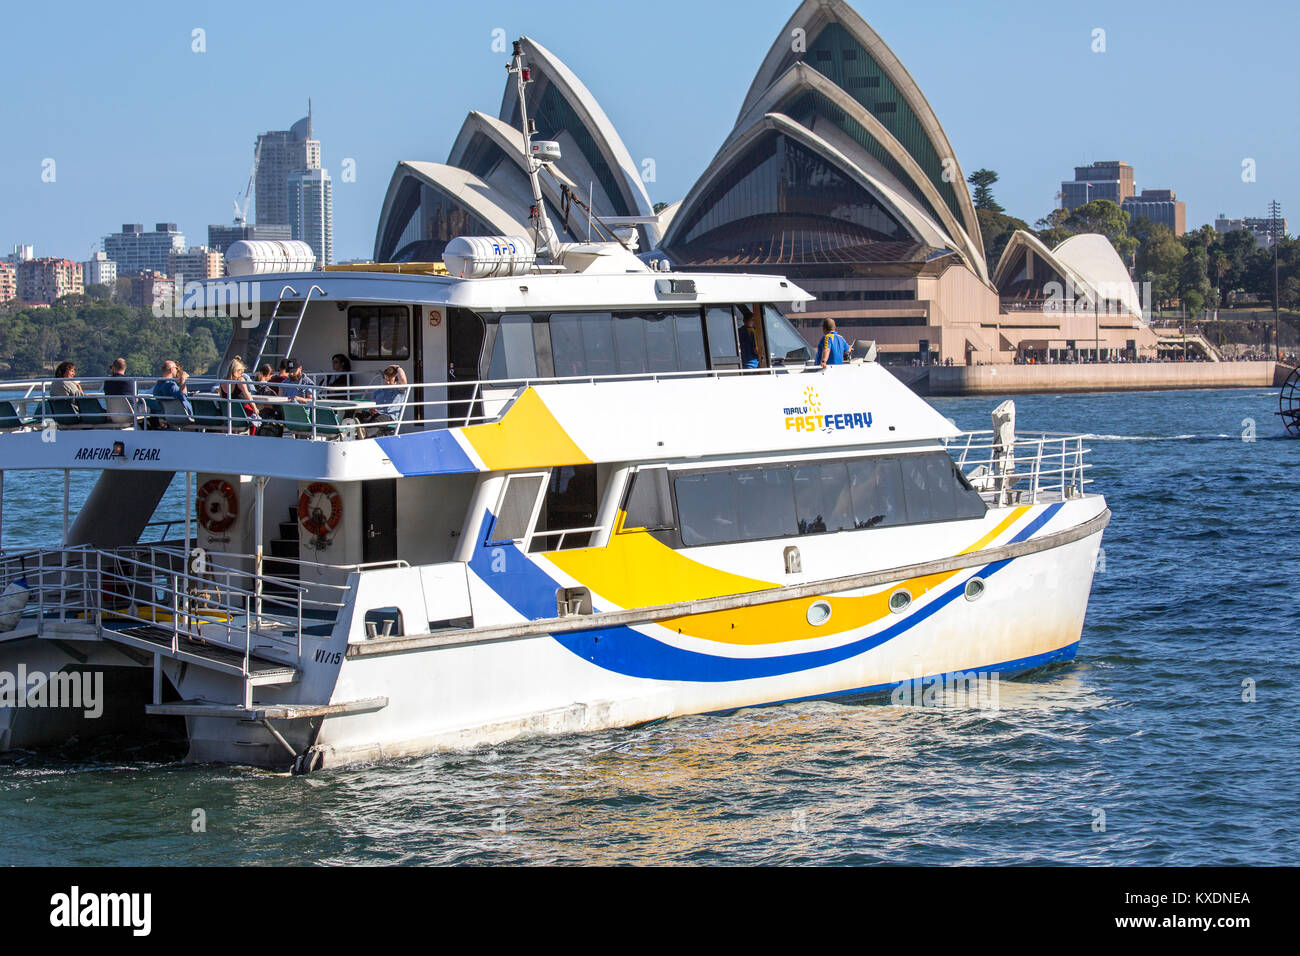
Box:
[1,387,1297,865]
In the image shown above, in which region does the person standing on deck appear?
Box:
[818,319,851,369]
[739,313,761,369]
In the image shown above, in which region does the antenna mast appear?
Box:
[508,40,560,258]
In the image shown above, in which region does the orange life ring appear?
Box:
[299,482,343,537]
[197,479,238,533]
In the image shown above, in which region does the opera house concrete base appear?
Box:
[923,361,1283,395]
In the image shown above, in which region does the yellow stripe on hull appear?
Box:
[545,506,1032,645]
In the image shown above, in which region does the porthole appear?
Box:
[888,589,912,613]
[964,577,986,602]
[807,600,832,626]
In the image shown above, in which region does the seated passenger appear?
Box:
[277,359,316,403]
[217,357,260,432]
[152,359,194,423]
[103,357,139,424]
[50,361,84,398]
[323,354,354,399]
[356,365,407,433]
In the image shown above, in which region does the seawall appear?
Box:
[920,361,1289,396]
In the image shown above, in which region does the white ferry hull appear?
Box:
[179,501,1104,771]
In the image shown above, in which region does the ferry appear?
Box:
[0,44,1108,771]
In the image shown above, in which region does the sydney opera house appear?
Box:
[374,0,1159,365]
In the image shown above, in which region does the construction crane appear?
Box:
[233,139,262,226]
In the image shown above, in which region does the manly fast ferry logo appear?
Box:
[783,385,872,434]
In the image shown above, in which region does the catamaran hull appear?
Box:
[180,516,1103,771]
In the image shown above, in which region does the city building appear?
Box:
[103,223,185,275]
[1123,188,1186,235]
[1215,214,1289,248]
[1061,161,1135,211]
[255,108,323,227]
[81,251,117,288]
[16,257,83,304]
[206,223,292,257]
[287,168,334,266]
[6,244,35,265]
[374,36,654,262]
[169,246,224,285]
[128,271,175,310]
[0,262,16,302]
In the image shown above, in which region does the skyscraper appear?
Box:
[1060,161,1136,211]
[103,223,185,275]
[287,168,334,266]
[254,104,333,266]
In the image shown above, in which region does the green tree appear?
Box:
[1035,200,1137,263]
[1178,243,1213,316]
[1135,225,1185,310]
[967,169,1004,213]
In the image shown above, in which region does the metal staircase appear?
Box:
[253,284,324,370]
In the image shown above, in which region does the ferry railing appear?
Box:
[948,431,1092,506]
[0,365,816,440]
[0,544,334,704]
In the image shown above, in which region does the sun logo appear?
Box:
[802,386,822,414]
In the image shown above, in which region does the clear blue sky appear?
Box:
[1,0,1295,263]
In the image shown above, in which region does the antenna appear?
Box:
[507,40,560,258]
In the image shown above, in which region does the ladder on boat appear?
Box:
[253,284,323,371]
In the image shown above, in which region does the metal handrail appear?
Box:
[946,432,1092,505]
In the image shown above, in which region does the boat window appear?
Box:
[613,314,647,374]
[705,307,740,368]
[734,468,799,540]
[550,311,617,377]
[793,461,854,534]
[348,305,411,361]
[762,305,812,365]
[531,465,598,551]
[622,467,676,533]
[488,473,546,543]
[487,313,539,380]
[675,472,739,546]
[848,458,908,529]
[673,452,986,547]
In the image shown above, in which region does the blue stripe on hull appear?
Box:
[470,503,1067,683]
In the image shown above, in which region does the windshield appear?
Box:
[762,305,812,365]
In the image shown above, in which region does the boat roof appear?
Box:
[206,268,815,312]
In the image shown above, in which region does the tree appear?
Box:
[967,169,1004,213]
[1135,225,1185,310]
[975,208,1030,276]
[1035,200,1137,263]
[1178,243,1213,316]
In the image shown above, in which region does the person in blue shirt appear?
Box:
[739,313,761,369]
[278,359,317,403]
[152,360,193,415]
[818,319,851,368]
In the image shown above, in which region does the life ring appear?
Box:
[299,482,343,537]
[197,479,238,534]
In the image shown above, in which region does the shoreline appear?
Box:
[892,360,1291,396]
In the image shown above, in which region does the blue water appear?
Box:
[1,388,1297,865]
